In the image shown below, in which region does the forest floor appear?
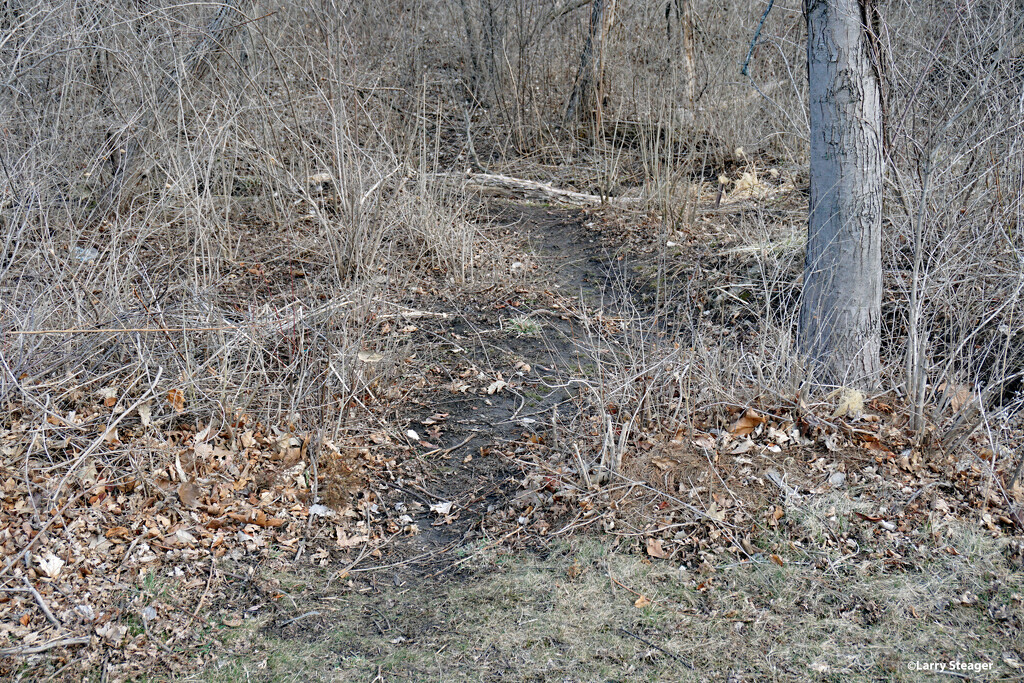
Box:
[2,198,1024,682]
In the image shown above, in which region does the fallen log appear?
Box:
[463,172,640,207]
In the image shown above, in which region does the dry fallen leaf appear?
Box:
[429,501,454,516]
[646,537,669,559]
[174,528,198,546]
[854,511,882,522]
[138,403,153,427]
[36,554,64,579]
[704,501,727,522]
[634,595,652,608]
[729,409,765,437]
[178,480,203,508]
[98,386,118,407]
[357,351,384,363]
[692,432,716,450]
[727,438,755,455]
[167,388,185,413]
[650,456,679,471]
[938,382,975,412]
[96,622,128,644]
[227,511,284,528]
[336,528,369,548]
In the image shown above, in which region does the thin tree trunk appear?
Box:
[676,0,696,108]
[457,0,483,101]
[481,0,502,106]
[799,0,883,387]
[565,0,616,124]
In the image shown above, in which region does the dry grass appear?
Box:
[0,1,509,433]
[1,0,1023,680]
[3,0,1021,444]
[199,527,1022,682]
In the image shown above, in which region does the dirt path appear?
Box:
[347,202,631,575]
[211,203,644,676]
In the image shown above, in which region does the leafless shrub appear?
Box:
[3,0,1022,491]
[565,251,810,480]
[443,1,807,180]
[0,1,493,439]
[879,2,1024,451]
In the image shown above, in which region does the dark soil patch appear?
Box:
[329,201,649,578]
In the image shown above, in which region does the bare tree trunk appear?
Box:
[680,0,695,108]
[799,0,883,387]
[95,0,254,219]
[667,0,696,109]
[457,0,483,101]
[565,0,616,124]
[481,0,501,94]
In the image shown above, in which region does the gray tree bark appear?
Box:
[666,0,695,109]
[457,0,483,100]
[565,0,616,124]
[799,0,883,387]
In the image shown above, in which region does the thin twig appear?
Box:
[894,481,946,515]
[0,636,90,657]
[617,628,692,669]
[143,620,174,655]
[277,611,322,628]
[573,442,593,490]
[4,372,162,578]
[609,471,737,527]
[740,0,775,77]
[1,491,85,578]
[416,434,474,459]
[178,560,217,637]
[4,326,239,335]
[23,577,62,629]
[424,526,522,579]
[347,540,460,575]
[50,367,163,505]
[294,432,320,562]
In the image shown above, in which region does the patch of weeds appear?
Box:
[519,386,550,405]
[122,612,145,638]
[506,315,543,336]
[140,570,171,601]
